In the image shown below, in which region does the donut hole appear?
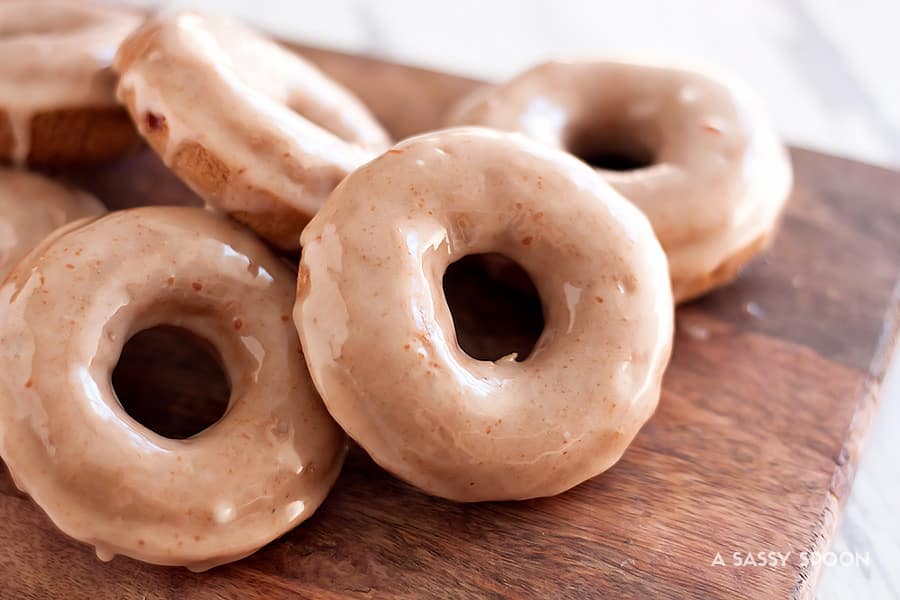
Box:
[442,253,544,362]
[112,326,231,440]
[566,125,656,171]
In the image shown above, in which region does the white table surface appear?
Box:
[122,1,900,597]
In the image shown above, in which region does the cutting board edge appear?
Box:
[800,371,886,599]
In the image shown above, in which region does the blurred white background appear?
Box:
[121,1,900,598]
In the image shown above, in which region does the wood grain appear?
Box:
[2,47,898,599]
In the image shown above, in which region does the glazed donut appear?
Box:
[0,168,105,281]
[447,60,793,302]
[114,11,392,251]
[294,128,673,501]
[0,206,346,570]
[0,0,141,165]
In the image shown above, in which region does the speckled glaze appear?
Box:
[114,11,391,250]
[0,168,105,281]
[447,60,794,302]
[0,207,346,570]
[0,0,141,164]
[294,128,673,502]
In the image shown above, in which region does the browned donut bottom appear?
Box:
[113,11,391,251]
[0,107,138,166]
[675,230,775,303]
[447,60,794,303]
[117,87,310,250]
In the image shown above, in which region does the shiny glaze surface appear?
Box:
[295,128,673,501]
[447,60,793,302]
[0,206,346,570]
[114,11,391,249]
[0,168,105,281]
[0,0,141,164]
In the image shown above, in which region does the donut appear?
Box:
[0,0,141,166]
[114,11,392,251]
[294,128,673,501]
[447,61,793,302]
[0,168,105,281]
[0,206,346,570]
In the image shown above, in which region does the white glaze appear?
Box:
[114,11,391,250]
[0,168,105,281]
[295,128,673,501]
[0,207,346,570]
[448,60,793,301]
[0,0,141,164]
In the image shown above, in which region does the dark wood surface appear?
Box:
[1,46,898,600]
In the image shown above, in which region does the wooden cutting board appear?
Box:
[1,46,898,600]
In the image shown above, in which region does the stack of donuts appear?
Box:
[0,1,792,571]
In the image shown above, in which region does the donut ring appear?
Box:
[0,207,346,570]
[0,0,141,165]
[447,61,793,302]
[0,168,105,281]
[114,11,392,251]
[294,128,673,501]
